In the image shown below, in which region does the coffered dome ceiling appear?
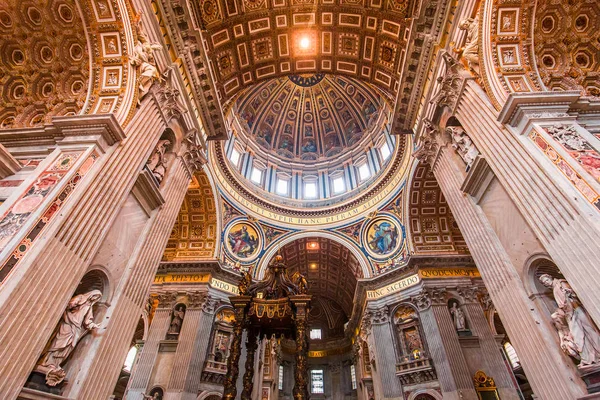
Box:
[233,74,387,163]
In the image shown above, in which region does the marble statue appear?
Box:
[35,290,102,386]
[450,303,467,331]
[539,274,600,367]
[130,18,163,101]
[447,127,479,169]
[168,305,185,335]
[146,139,171,184]
[457,17,480,75]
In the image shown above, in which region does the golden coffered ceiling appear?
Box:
[192,0,417,102]
[163,171,218,260]
[234,74,387,163]
[280,237,361,317]
[534,0,600,96]
[0,0,89,128]
[409,163,468,254]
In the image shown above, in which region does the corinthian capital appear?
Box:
[412,287,448,310]
[457,287,481,304]
[157,292,178,308]
[413,119,440,165]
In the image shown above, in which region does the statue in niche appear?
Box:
[539,274,600,367]
[35,290,102,386]
[447,127,479,169]
[450,302,467,331]
[130,16,163,101]
[167,305,185,335]
[455,17,480,75]
[146,139,171,184]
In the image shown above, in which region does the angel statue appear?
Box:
[130,16,163,100]
[539,274,600,367]
[455,17,480,75]
[146,139,171,184]
[35,290,102,386]
[292,271,309,295]
[238,270,252,296]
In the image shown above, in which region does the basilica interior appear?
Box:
[0,0,599,399]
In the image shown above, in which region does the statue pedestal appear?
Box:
[579,364,600,394]
[22,372,66,396]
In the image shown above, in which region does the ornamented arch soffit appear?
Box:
[534,0,600,97]
[0,0,90,128]
[194,0,418,101]
[163,171,218,260]
[281,237,361,317]
[409,163,468,254]
[234,74,388,164]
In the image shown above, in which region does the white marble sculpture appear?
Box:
[146,139,171,184]
[35,290,102,386]
[168,305,185,334]
[447,126,479,169]
[131,18,163,101]
[540,274,600,367]
[457,17,480,75]
[450,303,467,331]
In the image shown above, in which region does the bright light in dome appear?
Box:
[300,36,310,49]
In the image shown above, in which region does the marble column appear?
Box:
[165,294,218,400]
[458,287,519,400]
[413,289,477,400]
[367,307,403,400]
[419,124,587,399]
[71,154,194,400]
[127,293,177,399]
[459,85,600,326]
[0,98,171,400]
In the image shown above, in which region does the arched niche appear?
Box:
[198,393,222,400]
[408,389,443,400]
[392,303,427,363]
[148,386,165,400]
[524,254,564,318]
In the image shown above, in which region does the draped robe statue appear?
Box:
[146,139,171,184]
[450,303,467,331]
[540,274,600,367]
[457,17,480,75]
[36,290,102,386]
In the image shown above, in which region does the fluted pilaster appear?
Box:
[430,141,586,399]
[367,308,402,399]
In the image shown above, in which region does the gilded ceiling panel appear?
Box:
[409,163,469,255]
[188,0,419,101]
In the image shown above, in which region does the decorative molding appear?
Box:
[0,144,21,179]
[132,168,166,216]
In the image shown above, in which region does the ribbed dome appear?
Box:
[234,74,386,163]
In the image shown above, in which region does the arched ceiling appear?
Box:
[409,163,468,254]
[280,237,361,317]
[190,0,419,101]
[534,1,600,96]
[0,0,90,128]
[234,74,387,163]
[163,171,218,260]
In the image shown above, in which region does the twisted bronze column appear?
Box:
[223,304,246,400]
[241,328,258,400]
[293,317,309,399]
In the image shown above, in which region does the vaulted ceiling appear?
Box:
[191,0,418,102]
[409,164,468,254]
[163,171,218,260]
[280,237,361,317]
[534,0,600,96]
[0,0,89,128]
[233,74,387,163]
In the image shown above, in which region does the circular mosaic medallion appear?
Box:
[225,221,261,261]
[363,217,402,259]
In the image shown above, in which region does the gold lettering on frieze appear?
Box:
[153,274,239,295]
[366,274,420,301]
[214,150,410,227]
[418,268,480,279]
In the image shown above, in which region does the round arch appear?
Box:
[197,391,222,400]
[255,230,372,279]
[408,389,443,400]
